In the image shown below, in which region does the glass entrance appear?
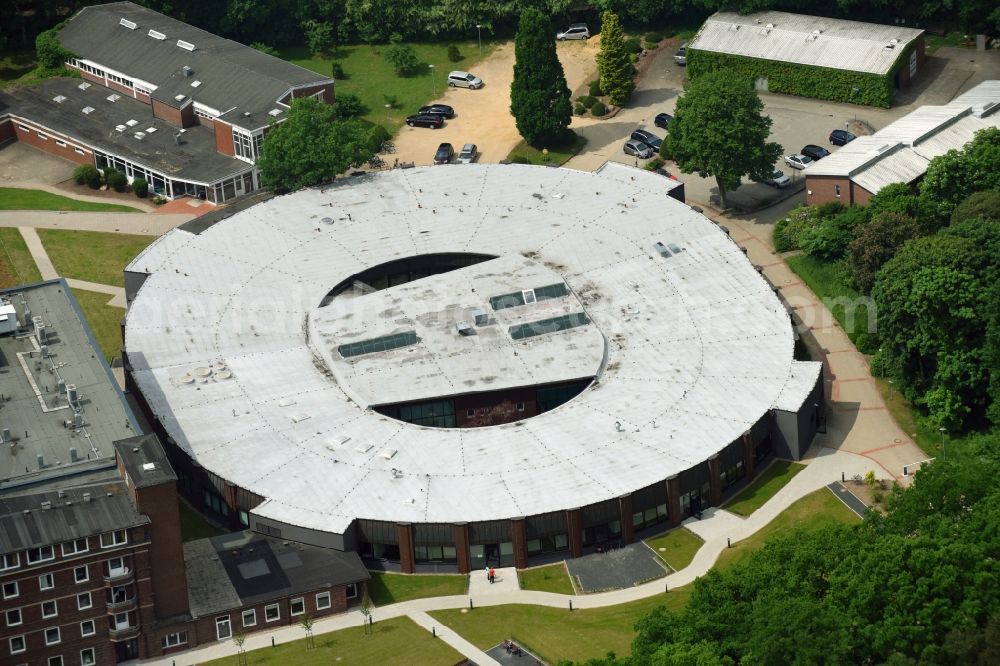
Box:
[470,542,514,568]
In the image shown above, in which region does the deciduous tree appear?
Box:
[847,212,920,294]
[257,97,371,193]
[664,72,781,209]
[510,8,573,147]
[595,11,634,107]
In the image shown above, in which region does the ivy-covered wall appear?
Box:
[686,44,914,108]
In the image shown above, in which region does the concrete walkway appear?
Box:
[140,447,877,666]
[0,210,192,235]
[17,226,127,307]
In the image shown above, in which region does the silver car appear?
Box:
[623,140,654,159]
[447,71,484,89]
[456,143,478,164]
[783,154,814,170]
[557,24,590,40]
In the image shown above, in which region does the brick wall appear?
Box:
[806,175,852,206]
[9,119,92,165]
[289,82,335,104]
[132,482,189,618]
[0,118,14,143]
[852,183,875,207]
[151,99,185,127]
[214,120,236,157]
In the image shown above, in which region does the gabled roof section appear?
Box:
[59,2,330,126]
[690,11,923,75]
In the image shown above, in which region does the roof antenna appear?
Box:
[614,421,623,432]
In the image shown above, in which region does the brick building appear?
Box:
[804,80,1000,205]
[0,282,367,665]
[0,1,334,203]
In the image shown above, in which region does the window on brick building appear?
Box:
[62,539,89,556]
[264,604,280,622]
[241,609,256,627]
[74,565,88,583]
[316,591,331,609]
[0,553,19,571]
[39,573,55,590]
[290,598,305,616]
[44,627,61,645]
[9,635,25,654]
[161,632,187,648]
[5,608,21,626]
[41,600,57,618]
[27,546,55,564]
[81,648,96,666]
[100,530,127,548]
[346,583,358,599]
[80,620,96,637]
[77,592,92,610]
[3,581,18,599]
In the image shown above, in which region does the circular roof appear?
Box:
[125,164,801,534]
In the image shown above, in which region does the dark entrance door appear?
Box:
[115,639,139,662]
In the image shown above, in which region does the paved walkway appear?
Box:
[17,226,128,307]
[0,210,192,235]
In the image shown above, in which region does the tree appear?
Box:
[951,189,1000,225]
[257,97,371,193]
[509,8,573,147]
[35,25,71,71]
[920,127,1000,220]
[232,630,248,666]
[250,42,279,57]
[847,212,920,294]
[303,20,335,56]
[385,39,419,76]
[664,72,781,209]
[595,11,634,107]
[300,613,315,649]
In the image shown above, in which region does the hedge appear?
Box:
[685,46,912,108]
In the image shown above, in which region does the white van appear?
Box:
[447,71,484,89]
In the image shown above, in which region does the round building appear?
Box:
[123,163,823,572]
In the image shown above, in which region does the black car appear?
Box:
[654,112,673,129]
[829,129,856,146]
[406,114,444,129]
[800,144,831,161]
[418,104,455,119]
[631,129,662,151]
[433,142,454,165]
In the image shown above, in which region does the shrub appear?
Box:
[331,62,346,80]
[385,42,419,76]
[382,94,398,109]
[646,157,665,170]
[590,100,607,116]
[623,37,643,54]
[250,42,279,57]
[104,169,128,192]
[36,26,71,71]
[366,124,391,153]
[447,44,461,62]
[772,206,823,252]
[644,31,663,44]
[574,104,586,115]
[131,178,149,198]
[588,80,602,97]
[73,164,99,186]
[510,154,530,164]
[333,92,366,119]
[579,95,596,109]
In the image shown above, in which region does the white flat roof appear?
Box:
[690,11,923,76]
[125,164,810,533]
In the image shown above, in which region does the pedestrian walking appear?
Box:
[489,567,495,584]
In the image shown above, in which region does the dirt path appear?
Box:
[387,40,600,167]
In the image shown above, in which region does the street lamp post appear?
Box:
[428,64,436,97]
[878,347,883,378]
[939,427,947,458]
[476,24,483,59]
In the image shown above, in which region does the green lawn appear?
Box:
[178,499,226,542]
[518,563,575,595]
[716,488,861,571]
[202,616,464,666]
[0,187,141,213]
[38,229,153,287]
[644,528,704,572]
[723,460,805,516]
[281,41,495,130]
[70,289,125,362]
[367,571,468,606]
[0,50,37,89]
[0,227,42,288]
[926,32,971,54]
[431,590,690,664]
[506,132,588,166]
[785,254,871,345]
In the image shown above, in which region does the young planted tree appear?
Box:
[257,97,372,193]
[595,11,634,107]
[300,613,315,649]
[663,72,781,209]
[510,8,573,147]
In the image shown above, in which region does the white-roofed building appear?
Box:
[123,163,824,574]
[805,80,1000,205]
[688,11,925,107]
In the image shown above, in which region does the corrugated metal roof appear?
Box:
[689,11,923,75]
[124,164,817,535]
[852,148,929,194]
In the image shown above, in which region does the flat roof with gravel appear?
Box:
[124,164,814,535]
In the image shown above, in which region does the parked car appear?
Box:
[456,143,478,164]
[783,154,814,170]
[406,114,444,129]
[674,45,687,65]
[557,23,590,40]
[829,129,856,146]
[433,143,454,165]
[418,104,455,119]
[447,71,484,89]
[801,144,831,161]
[654,112,673,129]
[623,140,654,159]
[765,169,791,188]
[630,129,663,151]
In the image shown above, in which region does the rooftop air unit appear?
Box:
[182,65,193,77]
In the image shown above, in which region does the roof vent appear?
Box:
[813,29,822,34]
[654,242,671,257]
[52,95,66,103]
[381,449,397,460]
[456,321,475,336]
[126,119,139,127]
[182,65,193,78]
[268,109,282,117]
[174,94,186,102]
[82,492,91,502]
[190,80,201,88]
[78,82,91,90]
[145,127,157,133]
[766,23,775,29]
[133,132,146,140]
[81,106,95,115]
[106,94,120,102]
[120,18,138,30]
[177,40,196,52]
[472,309,488,326]
[148,29,166,40]
[41,500,51,510]
[142,462,156,471]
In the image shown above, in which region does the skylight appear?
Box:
[174,94,186,102]
[176,40,196,51]
[190,80,201,88]
[148,29,166,40]
[338,331,419,358]
[78,82,91,90]
[489,282,570,310]
[106,94,120,102]
[268,109,282,117]
[509,312,590,340]
[125,119,139,127]
[145,127,157,133]
[81,107,95,115]
[119,18,137,30]
[52,95,67,104]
